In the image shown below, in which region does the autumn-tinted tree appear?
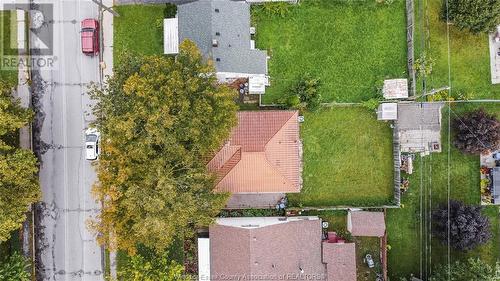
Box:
[452,108,500,155]
[117,252,188,281]
[442,0,500,33]
[429,258,500,281]
[90,41,237,254]
[0,82,40,242]
[0,252,31,281]
[432,200,491,251]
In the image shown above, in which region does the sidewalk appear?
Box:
[101,0,117,278]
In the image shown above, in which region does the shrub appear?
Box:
[432,200,492,251]
[164,3,177,18]
[442,0,500,34]
[414,52,435,78]
[452,108,500,155]
[286,73,322,111]
[258,2,292,18]
[0,252,30,281]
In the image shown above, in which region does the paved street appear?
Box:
[31,0,104,280]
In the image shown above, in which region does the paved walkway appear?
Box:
[489,26,500,84]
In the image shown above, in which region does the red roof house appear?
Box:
[207,111,302,207]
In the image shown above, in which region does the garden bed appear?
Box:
[288,107,394,207]
[252,0,407,103]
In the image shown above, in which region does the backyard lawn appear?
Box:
[288,107,394,207]
[387,103,500,279]
[113,5,165,61]
[414,0,500,99]
[252,0,407,103]
[0,11,18,84]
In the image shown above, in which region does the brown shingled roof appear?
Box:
[322,242,357,281]
[348,211,386,237]
[207,111,302,193]
[209,219,327,280]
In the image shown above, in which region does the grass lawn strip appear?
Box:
[113,5,164,61]
[252,0,407,103]
[288,107,394,207]
[0,10,18,84]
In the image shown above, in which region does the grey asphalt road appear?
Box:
[31,0,104,280]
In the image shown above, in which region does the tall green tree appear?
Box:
[0,82,40,242]
[429,258,500,281]
[442,0,500,33]
[90,40,237,254]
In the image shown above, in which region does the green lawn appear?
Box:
[252,0,407,103]
[288,107,394,207]
[0,11,18,84]
[114,5,165,61]
[355,236,382,281]
[414,0,500,99]
[387,103,500,279]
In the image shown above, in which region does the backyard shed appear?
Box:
[163,18,179,54]
[383,79,408,99]
[347,211,386,237]
[377,103,398,121]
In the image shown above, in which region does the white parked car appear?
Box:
[85,128,100,160]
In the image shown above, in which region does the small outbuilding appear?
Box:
[377,103,398,121]
[383,79,408,99]
[347,211,386,237]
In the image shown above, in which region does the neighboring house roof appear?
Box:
[207,111,302,193]
[322,243,357,281]
[207,217,357,281]
[348,211,386,237]
[209,217,326,280]
[397,102,444,153]
[177,0,268,75]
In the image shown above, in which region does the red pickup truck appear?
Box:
[81,19,99,56]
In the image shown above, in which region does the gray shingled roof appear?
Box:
[178,0,268,74]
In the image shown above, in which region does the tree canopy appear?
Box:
[429,258,500,281]
[452,108,500,155]
[432,200,491,251]
[443,0,500,33]
[90,40,238,254]
[0,81,40,242]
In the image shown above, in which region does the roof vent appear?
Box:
[215,8,219,12]
[212,39,218,47]
[215,31,220,36]
[215,58,221,62]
